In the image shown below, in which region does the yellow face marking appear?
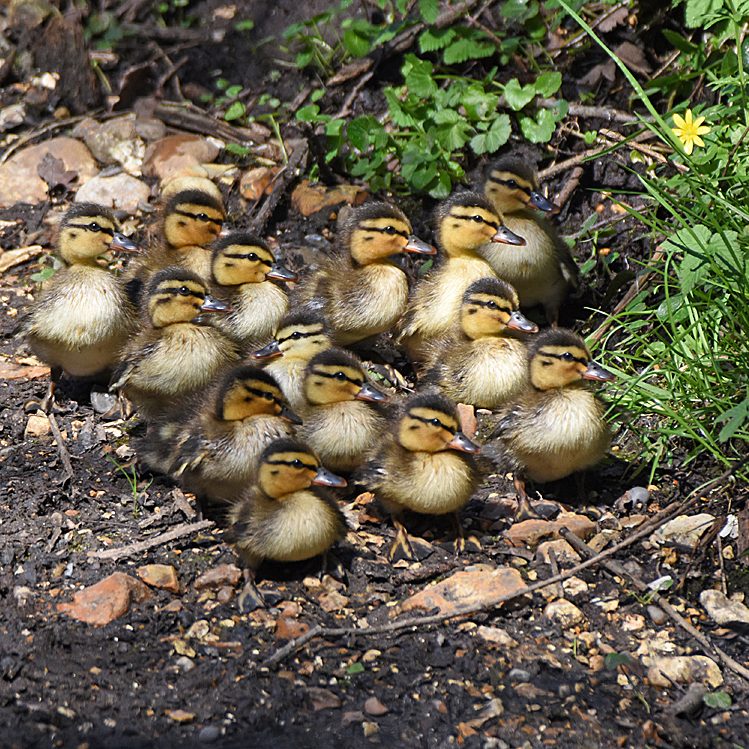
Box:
[305,363,365,403]
[165,201,225,248]
[441,206,502,252]
[148,280,207,326]
[259,450,320,497]
[213,244,275,285]
[59,214,118,261]
[350,217,414,264]
[222,378,285,420]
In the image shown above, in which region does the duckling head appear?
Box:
[253,308,332,361]
[460,277,538,339]
[211,232,298,286]
[257,438,347,499]
[529,329,616,391]
[215,364,302,423]
[340,202,435,266]
[163,188,225,249]
[435,192,525,257]
[484,156,556,214]
[146,267,229,328]
[397,392,481,454]
[303,348,387,406]
[58,203,138,264]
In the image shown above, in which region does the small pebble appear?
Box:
[175,656,195,673]
[508,668,531,683]
[198,725,220,743]
[647,605,668,625]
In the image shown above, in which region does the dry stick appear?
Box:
[334,71,375,120]
[538,148,610,181]
[263,472,735,668]
[560,528,749,685]
[87,519,215,561]
[553,166,584,210]
[46,412,74,483]
[538,98,643,124]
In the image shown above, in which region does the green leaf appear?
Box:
[418,0,439,23]
[343,26,373,57]
[504,78,536,111]
[30,266,56,283]
[224,143,251,157]
[347,115,386,151]
[443,37,494,64]
[296,104,322,122]
[384,87,418,127]
[501,0,539,22]
[403,55,437,98]
[346,662,365,675]
[519,108,557,143]
[662,224,712,295]
[224,101,246,121]
[716,396,749,441]
[433,119,472,151]
[429,169,453,199]
[684,0,725,28]
[462,85,500,120]
[661,29,699,53]
[534,71,562,97]
[225,84,242,97]
[432,109,461,125]
[604,652,633,670]
[418,27,456,52]
[470,113,511,154]
[703,691,733,709]
[234,19,254,31]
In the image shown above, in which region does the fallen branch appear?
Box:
[263,470,736,668]
[47,412,74,484]
[560,527,749,684]
[87,519,215,561]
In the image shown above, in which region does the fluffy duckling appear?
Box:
[19,203,139,409]
[481,157,579,324]
[252,308,334,413]
[299,202,435,345]
[423,277,538,409]
[398,192,524,360]
[111,267,239,419]
[226,438,347,610]
[364,391,481,560]
[126,184,225,302]
[491,328,616,520]
[210,232,297,349]
[298,348,388,472]
[143,365,301,509]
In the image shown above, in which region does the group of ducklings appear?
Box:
[19,156,617,605]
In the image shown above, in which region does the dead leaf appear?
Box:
[0,359,50,380]
[37,153,78,191]
[613,41,652,75]
[291,180,368,217]
[580,59,616,88]
[307,687,342,711]
[0,245,44,273]
[598,6,629,32]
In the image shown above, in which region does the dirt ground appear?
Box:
[1,2,748,748]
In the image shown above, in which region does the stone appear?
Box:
[700,589,749,626]
[291,179,369,217]
[274,616,309,641]
[72,115,145,173]
[0,137,97,208]
[25,413,51,440]
[0,103,26,132]
[165,709,195,723]
[394,564,526,618]
[647,605,668,626]
[75,173,150,214]
[562,576,589,598]
[143,134,222,180]
[647,655,723,688]
[136,564,180,593]
[57,572,152,626]
[555,512,596,540]
[363,697,388,716]
[239,166,276,200]
[508,668,531,682]
[318,589,349,613]
[307,687,342,711]
[651,514,716,549]
[504,519,558,548]
[175,656,195,673]
[216,586,234,604]
[621,614,646,632]
[536,539,581,565]
[476,625,518,648]
[543,599,585,627]
[193,564,241,590]
[198,725,221,743]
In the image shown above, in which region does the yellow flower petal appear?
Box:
[672,113,686,129]
[683,140,694,155]
[693,135,705,148]
[696,124,712,136]
[692,115,706,128]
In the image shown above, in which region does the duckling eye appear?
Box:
[471,215,484,223]
[429,418,441,427]
[195,213,210,222]
[292,459,304,469]
[334,371,347,381]
[506,179,518,188]
[561,352,575,362]
[290,332,303,340]
[247,253,258,261]
[383,225,397,235]
[487,301,498,310]
[89,222,101,232]
[178,286,191,296]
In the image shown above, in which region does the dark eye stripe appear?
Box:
[277,330,319,343]
[409,413,453,431]
[68,223,115,237]
[488,177,532,197]
[453,211,499,230]
[223,252,271,265]
[174,209,223,226]
[469,298,512,313]
[244,385,281,402]
[540,349,588,365]
[313,369,363,385]
[360,224,409,239]
[159,287,205,300]
[265,458,316,470]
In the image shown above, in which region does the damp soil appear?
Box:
[1,1,749,748]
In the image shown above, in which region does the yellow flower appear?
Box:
[671,109,711,155]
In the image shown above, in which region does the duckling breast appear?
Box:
[221,282,289,344]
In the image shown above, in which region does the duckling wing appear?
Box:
[550,226,580,291]
[109,339,160,390]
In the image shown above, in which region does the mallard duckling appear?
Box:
[125,185,225,302]
[423,277,538,409]
[398,192,524,360]
[18,203,139,409]
[252,308,334,413]
[141,365,301,509]
[491,328,616,520]
[111,267,239,419]
[364,391,481,560]
[210,232,297,349]
[298,348,388,472]
[226,438,347,609]
[481,157,579,324]
[298,202,435,345]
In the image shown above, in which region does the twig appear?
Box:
[334,71,375,120]
[599,128,689,173]
[538,98,644,124]
[263,471,739,668]
[560,528,749,685]
[87,519,215,561]
[47,412,74,484]
[249,140,309,234]
[553,166,584,209]
[538,148,611,181]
